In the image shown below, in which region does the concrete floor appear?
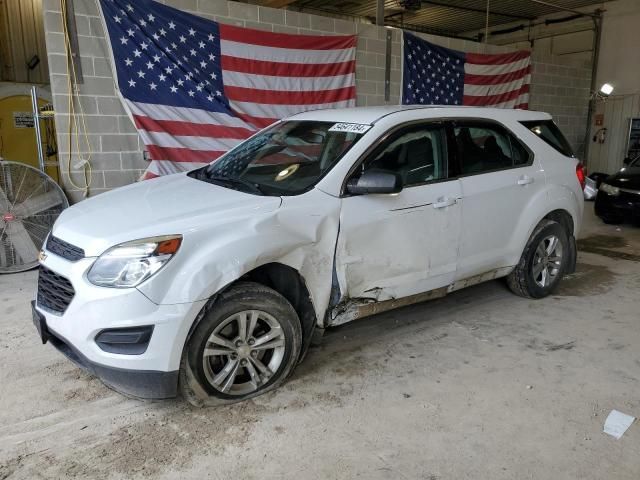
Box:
[1,206,639,479]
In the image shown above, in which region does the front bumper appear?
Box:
[33,303,178,398]
[34,251,206,399]
[595,189,640,222]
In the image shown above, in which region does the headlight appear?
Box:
[599,183,620,196]
[87,235,182,288]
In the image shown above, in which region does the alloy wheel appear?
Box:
[532,234,563,288]
[202,310,286,396]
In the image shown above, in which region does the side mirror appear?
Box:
[346,170,403,195]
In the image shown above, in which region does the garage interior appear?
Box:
[1,0,640,479]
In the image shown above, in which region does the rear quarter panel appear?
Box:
[506,122,584,264]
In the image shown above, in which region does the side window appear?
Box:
[362,126,447,187]
[454,123,531,175]
[509,135,530,166]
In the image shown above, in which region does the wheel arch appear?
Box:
[542,209,574,235]
[184,262,318,364]
[535,208,577,274]
[506,181,581,271]
[240,263,317,361]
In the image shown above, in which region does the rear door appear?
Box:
[451,120,545,280]
[335,122,462,303]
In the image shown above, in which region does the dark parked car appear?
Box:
[595,156,640,224]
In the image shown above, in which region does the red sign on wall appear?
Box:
[595,113,604,126]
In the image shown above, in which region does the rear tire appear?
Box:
[507,219,569,299]
[180,282,302,407]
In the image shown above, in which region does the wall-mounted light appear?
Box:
[599,83,614,97]
[592,83,615,102]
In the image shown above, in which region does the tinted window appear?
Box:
[509,135,530,166]
[454,124,530,175]
[361,126,447,187]
[521,120,574,158]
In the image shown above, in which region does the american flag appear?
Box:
[98,0,357,178]
[402,32,531,109]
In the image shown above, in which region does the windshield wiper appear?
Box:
[206,174,265,195]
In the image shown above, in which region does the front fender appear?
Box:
[137,189,341,325]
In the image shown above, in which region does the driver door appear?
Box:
[334,123,462,304]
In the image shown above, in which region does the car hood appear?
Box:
[606,166,640,190]
[52,174,282,257]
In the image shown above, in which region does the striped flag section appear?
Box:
[99,0,356,179]
[402,32,531,110]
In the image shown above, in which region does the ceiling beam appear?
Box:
[528,0,601,19]
[420,1,535,21]
[259,0,299,8]
[384,20,477,41]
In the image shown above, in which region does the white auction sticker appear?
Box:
[328,122,372,134]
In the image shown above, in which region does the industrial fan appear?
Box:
[0,161,68,273]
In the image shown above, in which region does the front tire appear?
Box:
[507,219,569,299]
[180,282,302,406]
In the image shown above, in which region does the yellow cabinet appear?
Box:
[0,94,59,183]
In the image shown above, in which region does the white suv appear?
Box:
[33,106,584,405]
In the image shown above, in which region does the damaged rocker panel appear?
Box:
[328,267,513,327]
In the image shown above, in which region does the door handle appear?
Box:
[517,175,534,186]
[433,197,456,209]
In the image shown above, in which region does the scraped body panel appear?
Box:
[334,180,462,304]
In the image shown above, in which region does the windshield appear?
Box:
[189,121,365,196]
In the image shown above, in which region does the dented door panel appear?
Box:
[333,179,462,322]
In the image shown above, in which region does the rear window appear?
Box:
[521,120,574,158]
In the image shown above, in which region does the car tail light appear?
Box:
[576,162,586,190]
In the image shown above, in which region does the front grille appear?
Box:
[37,266,75,314]
[46,236,85,262]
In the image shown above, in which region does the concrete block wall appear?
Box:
[528,52,592,156]
[42,0,147,202]
[42,0,591,200]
